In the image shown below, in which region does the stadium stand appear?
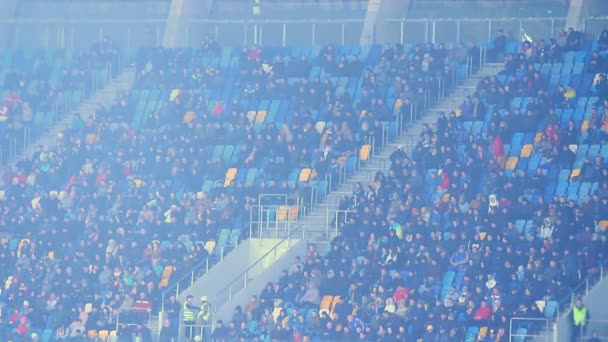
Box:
[0,4,607,341]
[210,29,608,341]
[0,31,479,340]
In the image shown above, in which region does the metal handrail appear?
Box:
[214,222,304,306]
[509,317,552,342]
[160,256,214,313]
[189,18,367,24]
[385,16,568,22]
[558,256,608,317]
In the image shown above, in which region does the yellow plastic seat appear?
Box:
[277,206,299,222]
[287,206,299,221]
[255,110,267,123]
[478,326,488,340]
[330,296,341,313]
[359,145,371,161]
[570,169,581,180]
[599,220,608,232]
[224,168,238,187]
[99,330,110,341]
[319,295,333,315]
[159,266,174,288]
[581,120,589,133]
[505,156,518,170]
[277,206,288,221]
[520,144,533,157]
[535,300,546,313]
[534,132,543,143]
[88,330,98,338]
[299,168,312,182]
[478,232,487,240]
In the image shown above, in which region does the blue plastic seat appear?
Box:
[555,181,568,197]
[558,169,571,182]
[544,300,558,318]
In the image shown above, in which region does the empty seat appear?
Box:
[506,156,518,170]
[520,144,533,157]
[544,300,558,318]
[224,168,238,187]
[98,330,110,341]
[158,266,174,288]
[299,168,313,182]
[319,295,333,314]
[359,144,371,161]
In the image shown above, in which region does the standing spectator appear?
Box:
[569,298,590,342]
[183,295,199,340]
[489,29,507,62]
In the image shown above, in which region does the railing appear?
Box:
[214,223,304,307]
[560,257,608,315]
[188,18,366,47]
[509,317,554,342]
[160,256,218,313]
[572,319,608,341]
[178,307,214,342]
[384,17,569,45]
[116,307,152,331]
[249,204,307,240]
[0,18,167,49]
[0,61,119,173]
[3,15,608,50]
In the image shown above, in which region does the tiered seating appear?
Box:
[0,47,117,164]
[225,33,607,342]
[0,39,473,340]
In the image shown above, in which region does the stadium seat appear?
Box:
[505,156,518,170]
[99,330,109,341]
[224,168,238,187]
[520,144,533,157]
[158,266,174,288]
[299,168,313,182]
[544,300,558,318]
[359,144,371,161]
[319,295,333,314]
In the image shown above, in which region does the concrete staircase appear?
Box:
[296,62,505,242]
[0,68,136,185]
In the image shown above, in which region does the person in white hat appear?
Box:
[197,296,211,339]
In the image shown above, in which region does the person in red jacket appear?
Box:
[473,300,492,321]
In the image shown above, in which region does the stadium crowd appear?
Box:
[208,28,608,342]
[0,22,605,342]
[0,32,471,341]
